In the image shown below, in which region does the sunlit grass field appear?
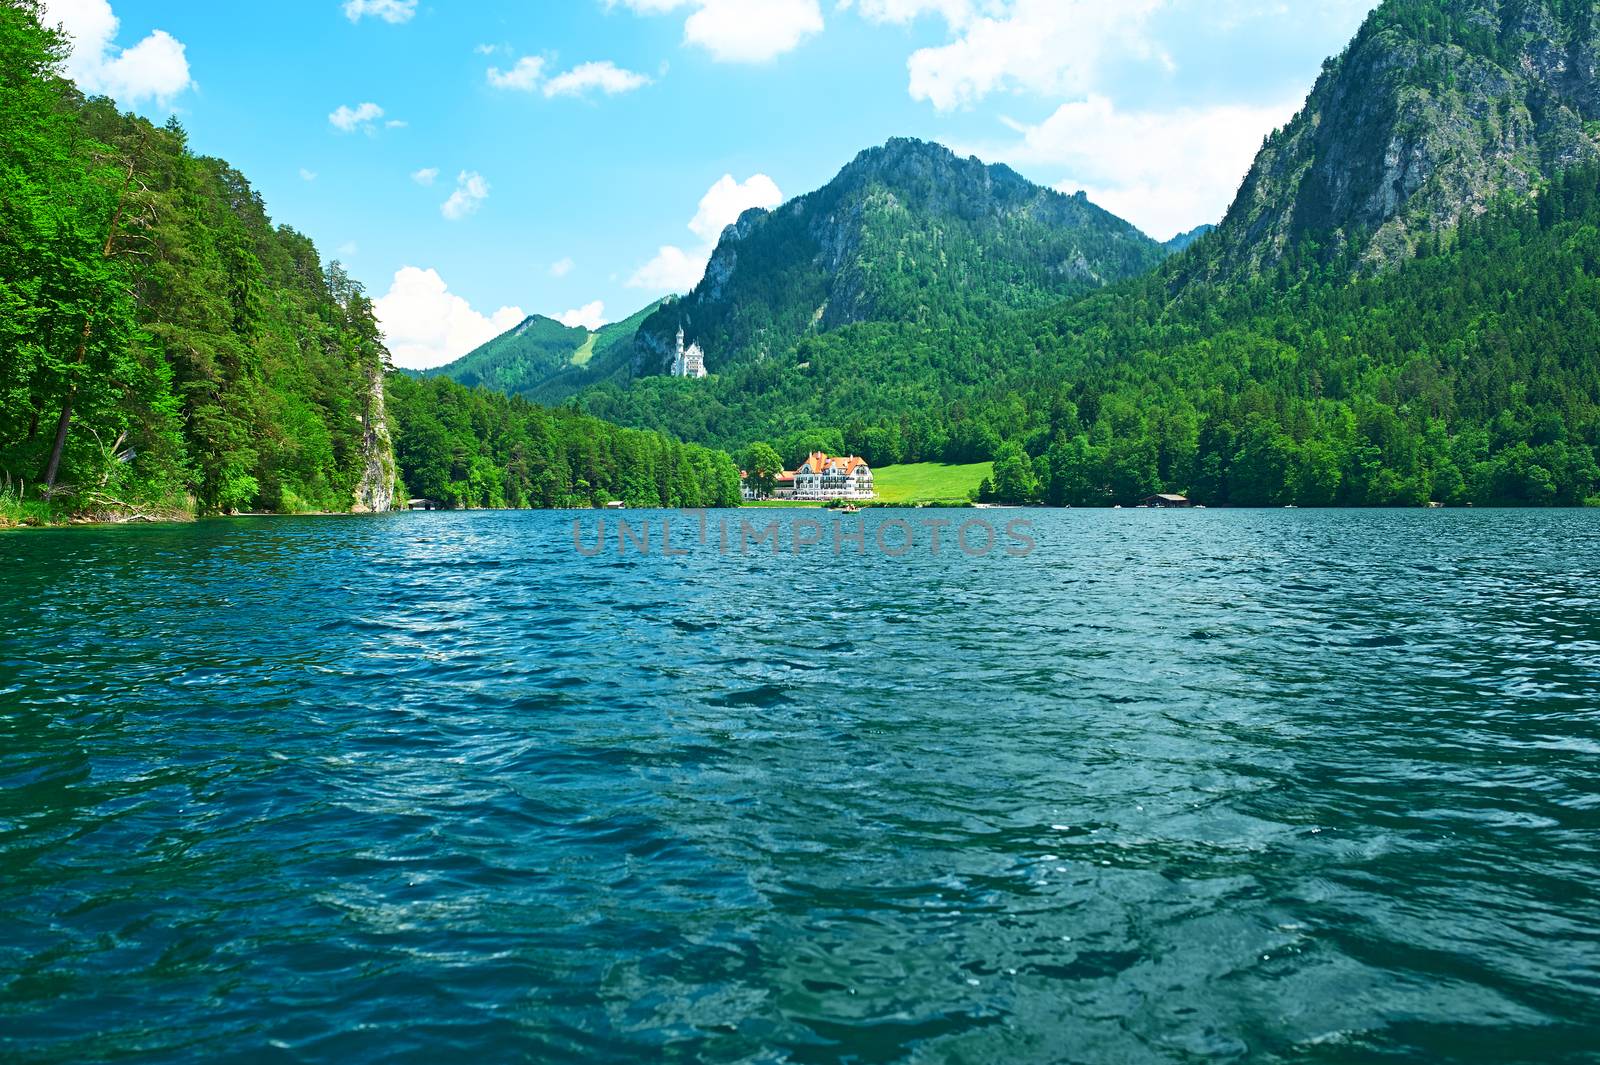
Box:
[871,462,993,505]
[737,462,992,507]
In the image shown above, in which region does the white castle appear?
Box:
[671,327,708,379]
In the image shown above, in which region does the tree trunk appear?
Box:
[41,388,74,490]
[40,313,95,490]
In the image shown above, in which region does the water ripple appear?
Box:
[2,510,1598,1062]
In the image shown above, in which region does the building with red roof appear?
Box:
[740,453,874,501]
[792,452,875,501]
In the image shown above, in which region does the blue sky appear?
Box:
[43,0,1379,368]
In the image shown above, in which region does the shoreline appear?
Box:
[9,503,1597,532]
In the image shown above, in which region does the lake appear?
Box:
[2,510,1597,1063]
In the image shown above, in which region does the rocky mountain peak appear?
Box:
[1195,0,1600,282]
[633,138,1166,376]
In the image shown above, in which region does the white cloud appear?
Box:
[863,0,1169,111]
[343,0,416,24]
[557,301,609,330]
[441,170,489,220]
[373,267,526,371]
[337,241,359,257]
[684,0,823,61]
[549,257,575,277]
[487,56,546,91]
[628,245,709,293]
[628,173,784,292]
[411,167,440,186]
[488,56,652,98]
[608,0,823,63]
[475,43,501,56]
[849,0,1382,112]
[688,173,784,242]
[385,118,408,129]
[42,0,192,108]
[299,168,318,181]
[843,0,975,22]
[329,101,385,132]
[983,93,1298,239]
[543,61,653,98]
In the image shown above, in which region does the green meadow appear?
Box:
[871,462,993,505]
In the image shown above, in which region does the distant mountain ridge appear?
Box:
[1195,0,1600,281]
[436,138,1176,400]
[1163,224,1215,253]
[428,315,589,393]
[427,301,663,405]
[632,138,1171,375]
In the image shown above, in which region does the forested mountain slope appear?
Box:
[1011,165,1600,507]
[1,0,396,519]
[586,164,1600,508]
[631,138,1168,376]
[429,315,591,394]
[1191,0,1600,282]
[427,300,662,407]
[0,0,741,523]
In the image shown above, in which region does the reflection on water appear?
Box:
[2,510,1598,1063]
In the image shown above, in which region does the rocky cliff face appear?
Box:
[1196,0,1600,281]
[353,366,398,514]
[633,138,1167,375]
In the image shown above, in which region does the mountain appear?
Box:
[1197,0,1600,281]
[1163,224,1215,253]
[631,138,1170,376]
[587,163,1600,509]
[525,300,667,403]
[429,315,591,394]
[577,0,1600,509]
[428,300,665,406]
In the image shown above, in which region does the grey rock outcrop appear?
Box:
[1195,0,1600,282]
[353,366,398,514]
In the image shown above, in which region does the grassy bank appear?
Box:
[0,483,53,528]
[1,482,199,530]
[871,462,993,505]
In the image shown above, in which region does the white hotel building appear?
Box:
[793,453,875,501]
[741,453,876,502]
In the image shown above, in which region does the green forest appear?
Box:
[387,375,742,510]
[0,0,400,521]
[0,0,739,525]
[8,0,1600,522]
[585,168,1600,508]
[0,0,394,522]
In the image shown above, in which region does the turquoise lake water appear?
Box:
[2,510,1597,1062]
